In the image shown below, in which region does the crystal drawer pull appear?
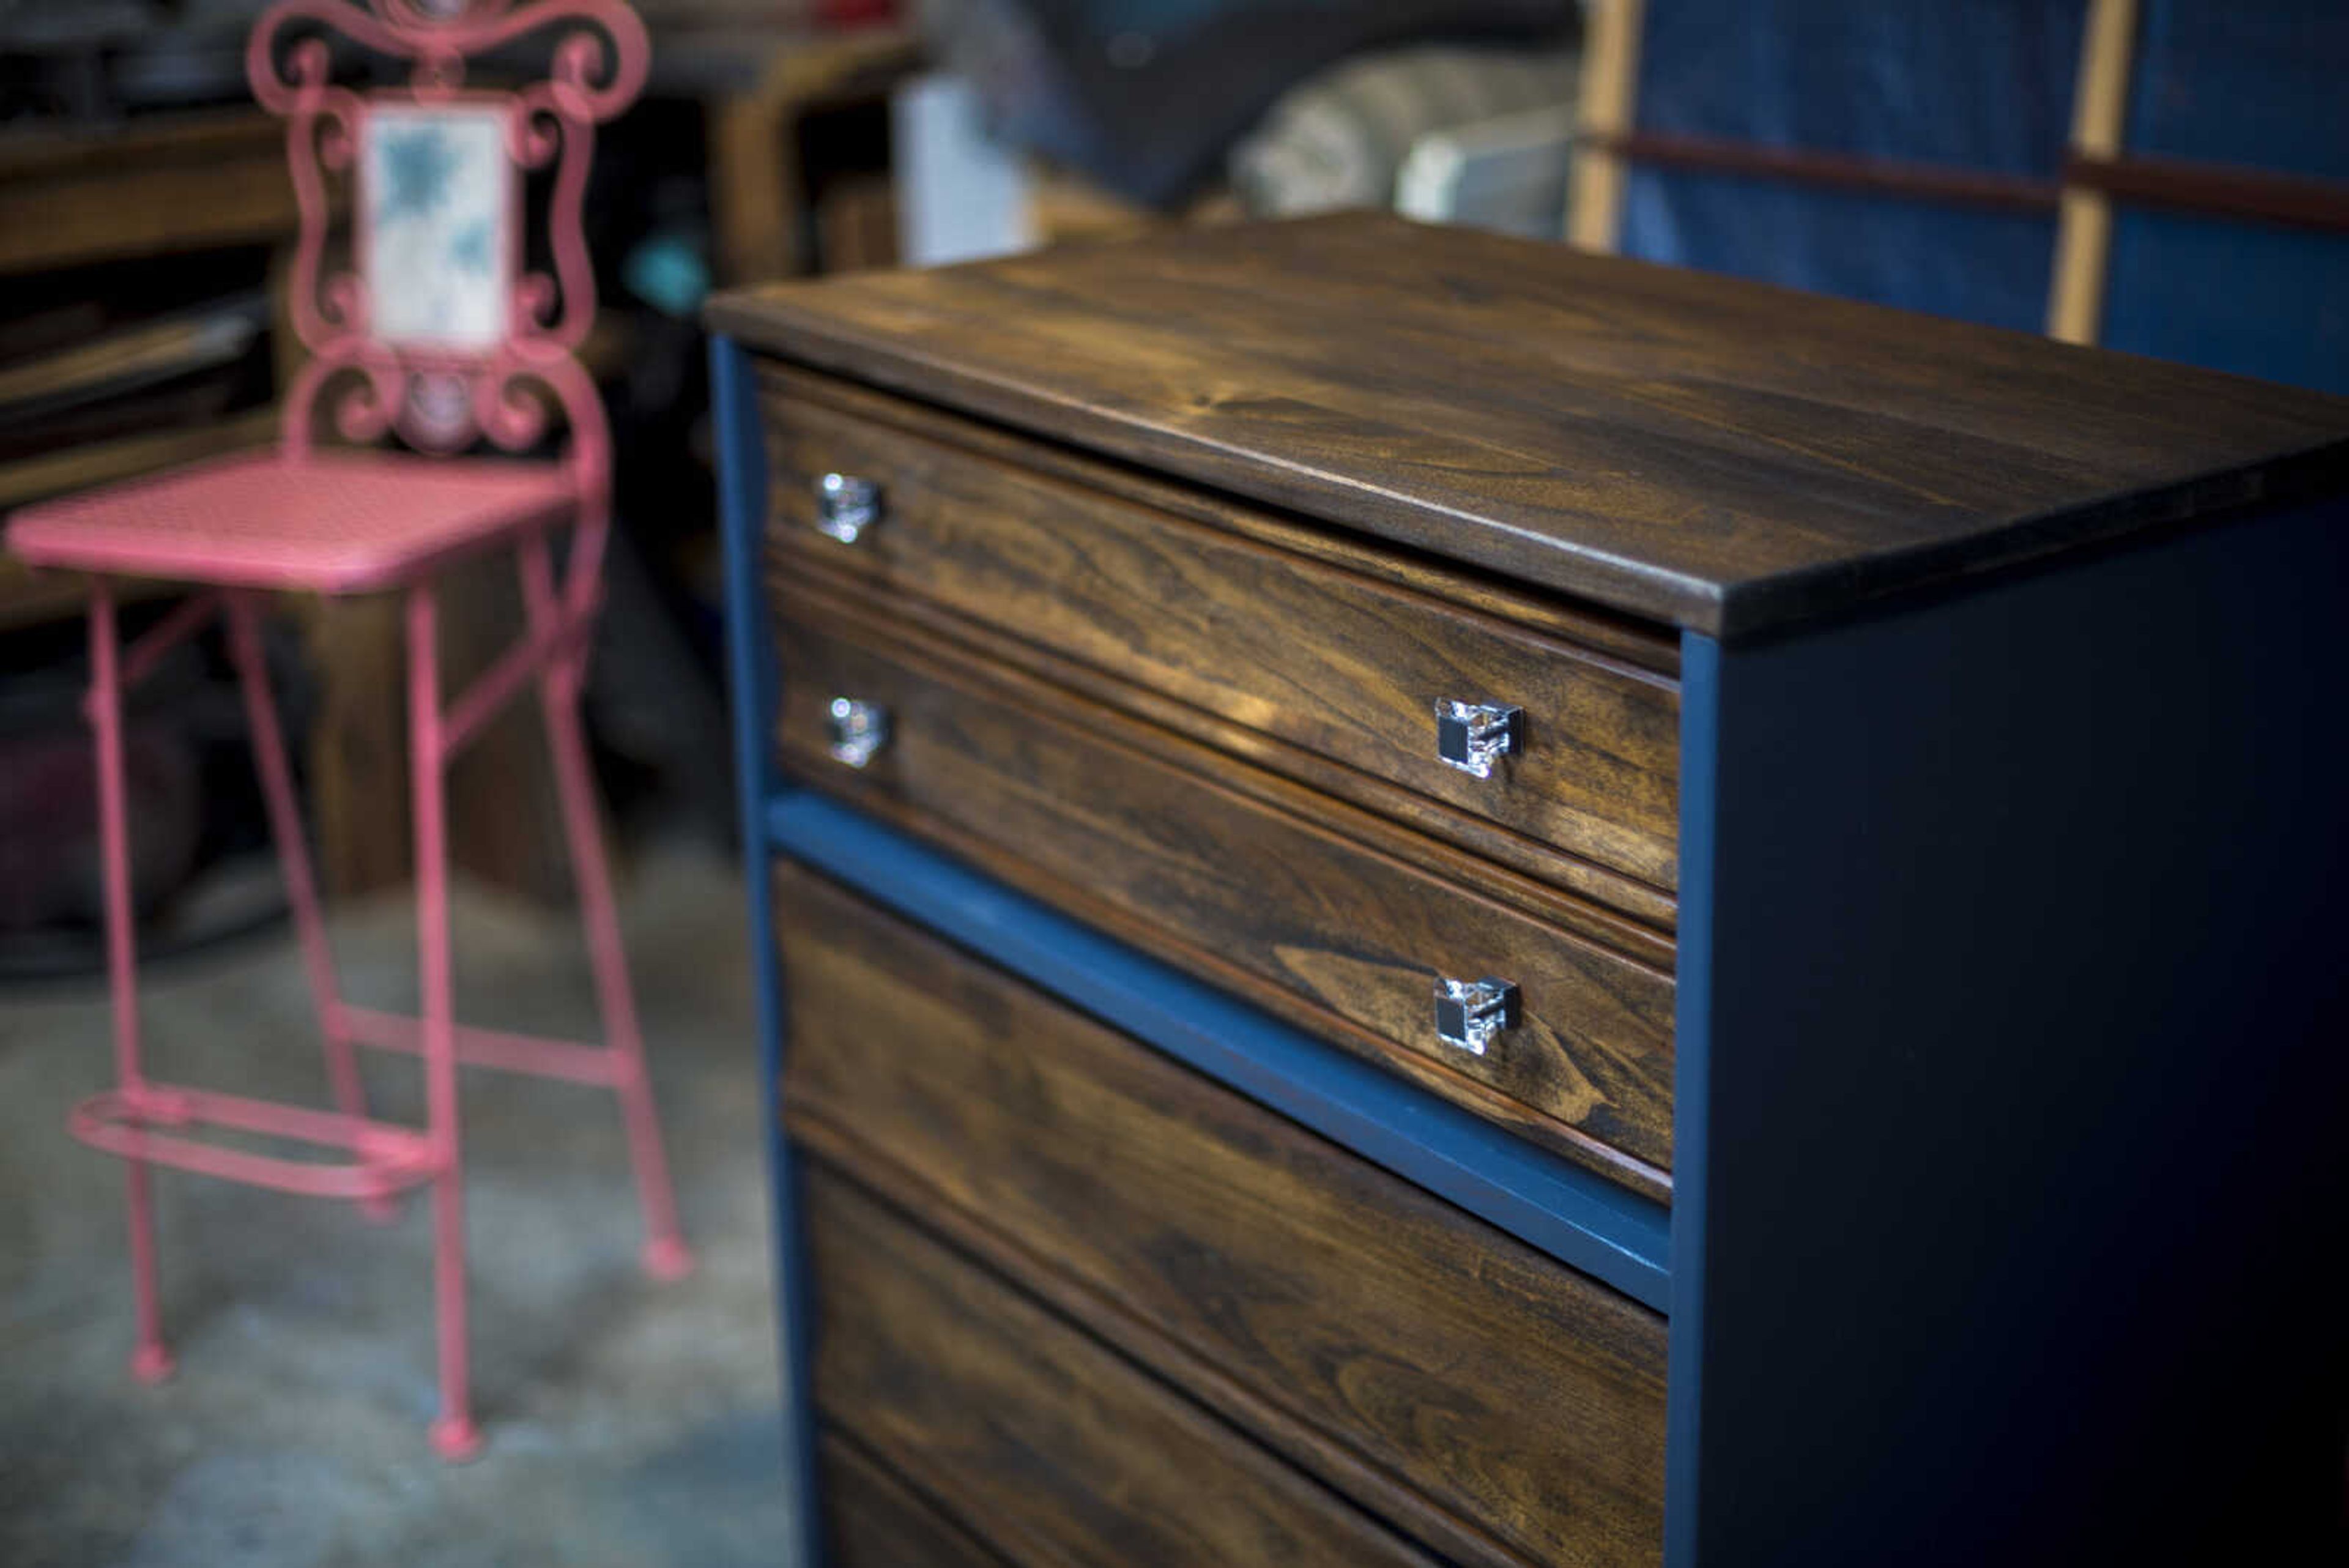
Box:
[815,473,882,543]
[1435,700,1523,779]
[826,697,889,768]
[1433,977,1519,1056]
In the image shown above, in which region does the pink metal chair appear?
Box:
[5,0,687,1462]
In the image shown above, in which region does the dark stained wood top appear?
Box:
[708,211,2349,637]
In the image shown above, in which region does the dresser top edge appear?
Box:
[707,212,2349,639]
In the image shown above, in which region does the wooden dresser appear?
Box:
[707,213,2349,1568]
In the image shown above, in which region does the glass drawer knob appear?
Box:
[1434,977,1519,1056]
[1435,700,1523,779]
[826,697,889,768]
[815,473,882,544]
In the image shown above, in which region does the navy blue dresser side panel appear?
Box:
[1660,633,1722,1568]
[712,333,824,1568]
[1671,499,2349,1567]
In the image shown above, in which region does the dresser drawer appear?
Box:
[780,863,1670,1568]
[773,583,1676,1187]
[762,368,1681,918]
[821,1430,1015,1568]
[805,1162,1445,1568]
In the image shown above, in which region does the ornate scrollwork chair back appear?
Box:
[248,0,650,593]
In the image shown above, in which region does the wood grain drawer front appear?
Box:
[763,375,1681,907]
[773,591,1675,1186]
[781,864,1670,1568]
[806,1163,1445,1568]
[822,1430,1017,1568]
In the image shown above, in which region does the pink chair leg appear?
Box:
[521,538,689,1281]
[408,584,480,1462]
[223,596,390,1222]
[541,648,693,1282]
[88,581,174,1385]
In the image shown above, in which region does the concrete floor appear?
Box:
[0,844,790,1567]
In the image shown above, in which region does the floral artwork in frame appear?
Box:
[362,102,514,351]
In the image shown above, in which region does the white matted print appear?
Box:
[362,102,513,350]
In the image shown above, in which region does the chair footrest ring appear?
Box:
[69,1084,441,1200]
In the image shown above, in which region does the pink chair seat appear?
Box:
[8,449,578,595]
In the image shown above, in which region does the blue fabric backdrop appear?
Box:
[1620,0,2349,394]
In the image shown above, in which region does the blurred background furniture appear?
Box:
[913,0,1582,251]
[690,20,921,282]
[0,111,291,629]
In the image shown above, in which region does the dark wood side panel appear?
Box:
[822,1429,1018,1568]
[779,862,1670,1568]
[773,584,1677,1191]
[762,374,1682,899]
[804,1161,1446,1568]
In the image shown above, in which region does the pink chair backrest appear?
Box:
[247,0,648,470]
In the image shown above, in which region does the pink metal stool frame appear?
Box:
[22,0,686,1463]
